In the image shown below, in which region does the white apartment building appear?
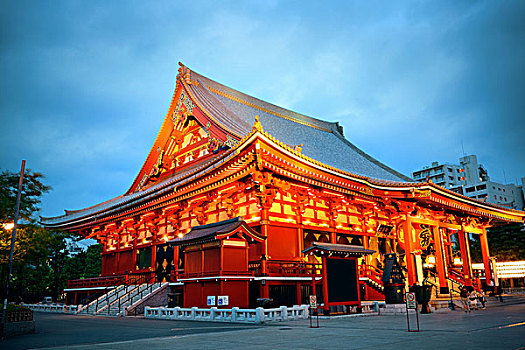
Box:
[412,155,525,210]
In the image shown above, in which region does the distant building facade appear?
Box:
[413,155,525,210]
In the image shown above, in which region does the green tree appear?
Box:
[0,168,75,303]
[469,223,525,263]
[1,223,72,302]
[0,168,51,223]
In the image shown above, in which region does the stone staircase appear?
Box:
[76,283,165,317]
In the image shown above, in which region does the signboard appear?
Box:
[218,295,229,306]
[326,258,358,303]
[207,296,216,306]
[406,292,416,309]
[309,295,317,309]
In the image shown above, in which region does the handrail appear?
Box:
[426,269,463,295]
[359,264,384,287]
[67,275,127,289]
[179,270,254,279]
[114,273,157,316]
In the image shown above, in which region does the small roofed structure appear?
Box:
[168,217,265,246]
[302,242,375,314]
[302,242,375,257]
[169,217,265,308]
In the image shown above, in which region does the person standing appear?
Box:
[469,289,479,310]
[460,286,470,312]
[478,290,486,309]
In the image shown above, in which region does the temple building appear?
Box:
[41,63,525,314]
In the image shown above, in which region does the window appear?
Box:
[466,187,475,193]
[476,184,486,191]
[492,186,496,189]
[503,189,505,192]
[448,168,453,172]
[136,247,152,269]
[449,176,454,180]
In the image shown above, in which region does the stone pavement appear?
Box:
[3,300,525,350]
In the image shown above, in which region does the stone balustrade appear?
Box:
[22,304,78,314]
[144,305,309,324]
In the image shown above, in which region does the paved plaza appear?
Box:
[2,301,525,350]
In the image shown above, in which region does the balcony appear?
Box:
[249,260,322,277]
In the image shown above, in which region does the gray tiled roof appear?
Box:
[187,67,411,182]
[302,242,375,256]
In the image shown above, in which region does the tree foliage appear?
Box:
[469,223,525,262]
[0,168,51,223]
[0,224,72,302]
[0,168,101,303]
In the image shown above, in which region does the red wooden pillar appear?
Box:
[458,229,473,286]
[261,208,269,298]
[480,228,493,284]
[151,226,157,280]
[330,231,337,244]
[404,217,416,286]
[173,246,179,281]
[132,231,137,272]
[433,226,448,292]
[361,236,369,300]
[115,231,121,274]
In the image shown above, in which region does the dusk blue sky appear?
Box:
[2,1,525,225]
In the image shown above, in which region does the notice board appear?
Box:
[326,258,359,303]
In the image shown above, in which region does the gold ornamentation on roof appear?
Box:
[178,63,200,86]
[294,144,303,153]
[411,189,431,198]
[252,115,263,132]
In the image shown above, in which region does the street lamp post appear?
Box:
[1,160,26,333]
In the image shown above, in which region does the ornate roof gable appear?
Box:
[127,65,241,193]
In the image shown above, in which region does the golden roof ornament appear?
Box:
[294,143,303,153]
[177,62,200,86]
[252,115,263,132]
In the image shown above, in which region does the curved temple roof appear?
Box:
[41,63,525,227]
[183,64,412,183]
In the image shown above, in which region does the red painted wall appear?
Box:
[119,250,133,273]
[204,248,220,272]
[185,250,202,274]
[267,225,299,260]
[222,246,247,272]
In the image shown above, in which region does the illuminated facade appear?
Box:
[42,63,525,311]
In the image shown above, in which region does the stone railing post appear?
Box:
[174,306,180,319]
[231,307,239,322]
[210,307,217,321]
[255,307,264,324]
[191,307,198,320]
[280,306,288,321]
